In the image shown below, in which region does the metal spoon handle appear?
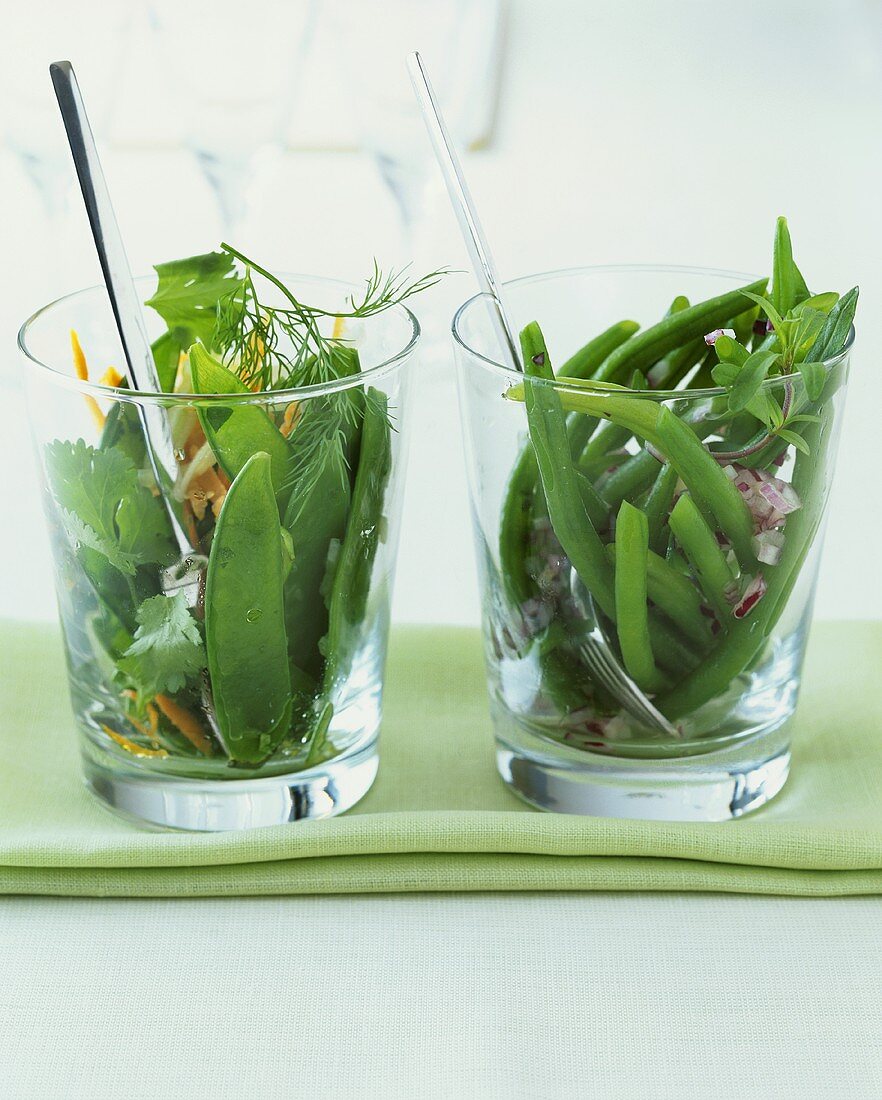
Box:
[407,51,522,373]
[49,60,190,552]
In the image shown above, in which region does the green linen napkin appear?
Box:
[1,619,880,897]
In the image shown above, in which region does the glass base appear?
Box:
[496,739,790,821]
[83,740,378,831]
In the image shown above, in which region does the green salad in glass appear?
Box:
[21,247,435,827]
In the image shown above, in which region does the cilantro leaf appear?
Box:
[60,509,139,576]
[144,251,245,389]
[45,440,174,575]
[145,251,243,350]
[118,593,206,697]
[117,489,177,568]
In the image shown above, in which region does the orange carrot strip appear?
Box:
[99,366,123,388]
[70,329,106,430]
[146,702,159,738]
[154,695,213,755]
[102,724,169,758]
[280,401,301,438]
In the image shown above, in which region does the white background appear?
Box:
[1,0,880,625]
[1,3,881,1096]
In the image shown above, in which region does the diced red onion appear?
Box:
[753,529,785,565]
[723,463,801,533]
[757,478,801,515]
[733,574,767,619]
[704,327,737,346]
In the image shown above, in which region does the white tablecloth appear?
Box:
[2,893,881,1098]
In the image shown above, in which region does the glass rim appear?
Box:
[451,263,855,401]
[17,272,421,407]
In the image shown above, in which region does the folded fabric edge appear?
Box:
[2,812,880,873]
[1,852,880,899]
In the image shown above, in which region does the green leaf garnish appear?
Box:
[775,428,811,456]
[145,251,244,348]
[213,244,447,393]
[144,251,245,388]
[46,440,175,575]
[118,593,206,697]
[728,350,778,413]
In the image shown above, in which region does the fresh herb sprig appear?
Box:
[708,219,857,427]
[213,244,446,392]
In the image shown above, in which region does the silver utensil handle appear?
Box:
[50,60,191,552]
[407,51,522,374]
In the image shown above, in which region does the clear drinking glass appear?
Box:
[453,267,851,821]
[19,275,417,830]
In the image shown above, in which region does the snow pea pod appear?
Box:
[498,319,639,609]
[189,344,291,494]
[204,451,292,764]
[594,278,768,384]
[322,388,392,691]
[282,350,364,680]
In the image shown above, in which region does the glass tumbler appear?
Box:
[453,267,851,821]
[19,275,417,830]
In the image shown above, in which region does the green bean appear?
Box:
[732,303,759,347]
[594,278,767,383]
[605,534,711,649]
[596,450,659,508]
[575,469,611,530]
[646,549,713,646]
[322,388,392,692]
[643,463,678,554]
[557,320,641,380]
[498,320,639,609]
[649,336,708,390]
[581,419,632,464]
[614,501,666,692]
[204,451,292,763]
[189,344,291,493]
[685,348,717,389]
[580,372,647,465]
[545,389,756,567]
[656,383,842,720]
[520,322,616,618]
[668,493,735,621]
